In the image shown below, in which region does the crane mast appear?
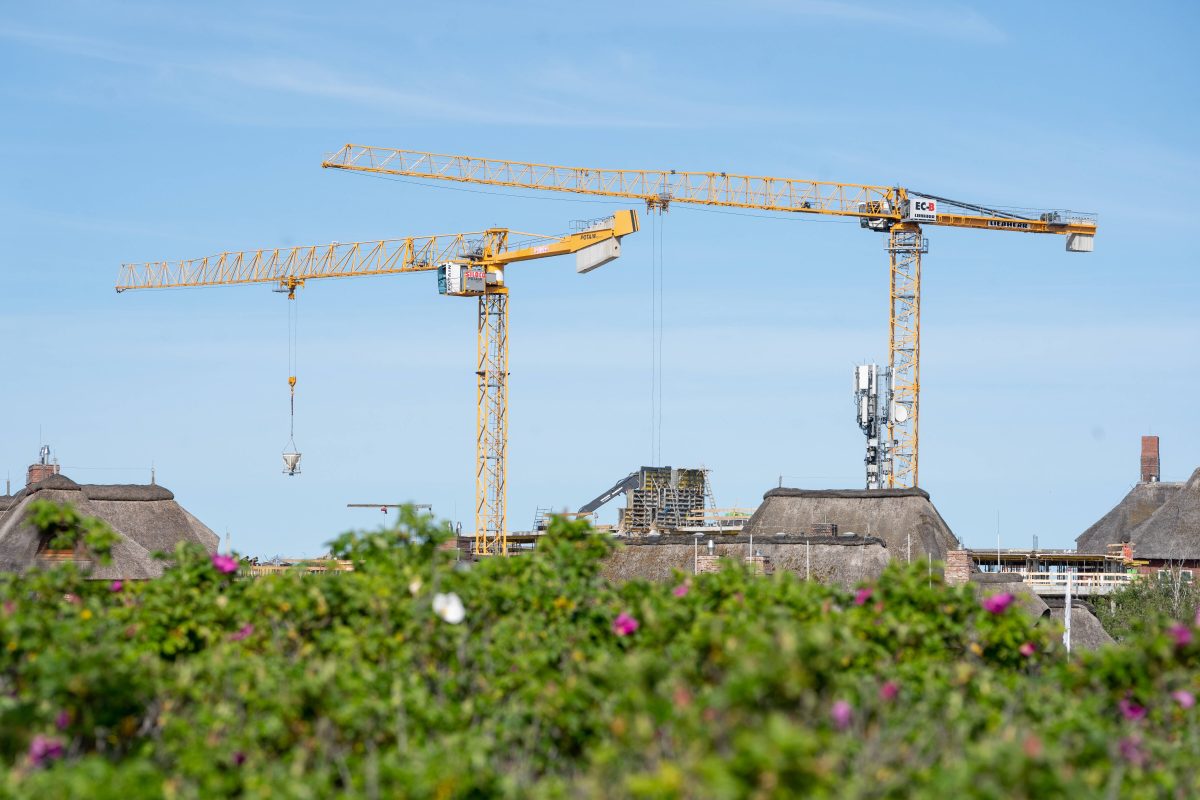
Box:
[324,145,1097,488]
[119,210,639,556]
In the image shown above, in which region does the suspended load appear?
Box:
[283,375,301,475]
[283,288,301,476]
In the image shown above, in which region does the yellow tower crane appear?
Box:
[117,210,640,555]
[321,145,1098,488]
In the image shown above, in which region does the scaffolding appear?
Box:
[619,467,708,534]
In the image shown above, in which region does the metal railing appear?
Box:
[1018,571,1136,588]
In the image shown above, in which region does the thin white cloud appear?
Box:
[0,23,144,64]
[751,0,1006,44]
[0,22,675,129]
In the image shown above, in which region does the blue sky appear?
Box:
[1,1,1197,555]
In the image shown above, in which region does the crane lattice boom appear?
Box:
[120,211,640,556]
[322,144,1098,489]
[117,233,485,292]
[323,145,1097,236]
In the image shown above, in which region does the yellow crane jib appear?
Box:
[321,143,1097,490]
[117,210,640,557]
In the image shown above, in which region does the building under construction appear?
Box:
[576,466,709,535]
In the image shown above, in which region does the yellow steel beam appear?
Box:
[116,233,494,291]
[323,145,896,217]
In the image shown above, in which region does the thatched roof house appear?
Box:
[602,533,889,588]
[1076,465,1200,563]
[1076,435,1200,562]
[964,574,1113,648]
[1075,480,1182,554]
[0,471,219,580]
[1122,468,1200,561]
[1048,605,1115,651]
[741,487,959,562]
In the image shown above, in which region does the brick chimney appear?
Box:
[26,445,60,487]
[1140,436,1160,483]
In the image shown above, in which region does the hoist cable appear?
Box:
[649,212,658,466]
[657,213,665,467]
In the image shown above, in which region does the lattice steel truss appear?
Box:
[475,289,509,556]
[325,146,1099,491]
[887,224,927,489]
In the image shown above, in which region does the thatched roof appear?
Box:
[1048,604,1115,651]
[0,473,218,580]
[1124,468,1200,560]
[970,577,1114,649]
[602,533,890,588]
[742,487,959,562]
[969,573,1050,619]
[1075,480,1182,553]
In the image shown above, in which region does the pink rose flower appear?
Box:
[1168,623,1193,647]
[229,623,255,642]
[1118,736,1146,767]
[854,588,873,606]
[672,583,690,598]
[1172,690,1195,709]
[28,735,63,767]
[1019,642,1037,657]
[981,593,1015,614]
[612,612,639,637]
[1118,697,1146,722]
[879,681,899,702]
[109,580,123,593]
[830,700,853,731]
[212,553,238,574]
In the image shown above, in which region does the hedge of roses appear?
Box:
[0,501,1197,798]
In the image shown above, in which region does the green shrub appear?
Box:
[0,504,1197,798]
[1096,571,1200,642]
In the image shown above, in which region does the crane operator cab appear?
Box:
[857,200,894,232]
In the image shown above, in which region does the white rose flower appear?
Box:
[408,577,422,596]
[432,592,466,625]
